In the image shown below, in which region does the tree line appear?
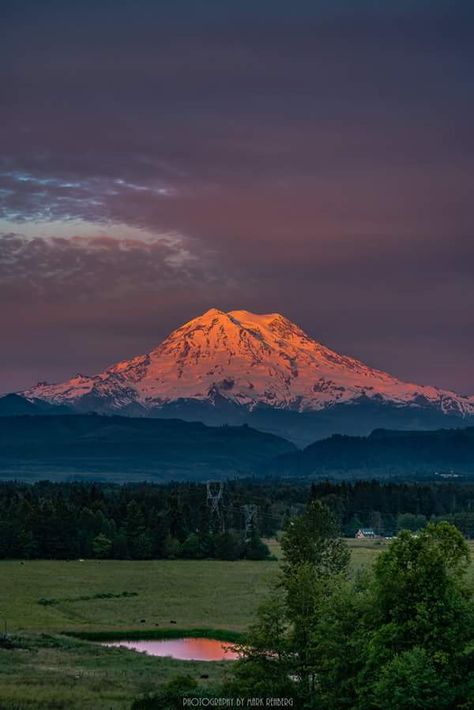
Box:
[0,480,276,560]
[309,479,474,537]
[1,478,474,560]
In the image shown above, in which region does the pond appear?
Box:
[102,637,240,661]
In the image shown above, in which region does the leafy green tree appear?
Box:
[229,594,297,701]
[214,531,241,560]
[124,501,153,558]
[233,517,474,710]
[112,530,129,558]
[358,522,474,709]
[369,510,383,535]
[345,514,364,537]
[18,528,37,558]
[133,531,153,559]
[281,499,350,574]
[197,532,215,558]
[372,647,450,710]
[92,533,112,558]
[242,527,271,560]
[180,532,204,559]
[235,501,349,706]
[125,500,146,540]
[310,574,368,710]
[162,534,180,559]
[397,512,427,532]
[164,494,189,542]
[0,519,25,557]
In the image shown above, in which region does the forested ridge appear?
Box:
[0,414,295,480]
[273,426,474,475]
[1,416,474,481]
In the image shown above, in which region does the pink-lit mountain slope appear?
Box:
[12,308,472,446]
[23,309,474,422]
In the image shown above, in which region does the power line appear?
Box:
[206,481,225,533]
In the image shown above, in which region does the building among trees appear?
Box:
[355,527,376,539]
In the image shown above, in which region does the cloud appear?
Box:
[0,229,217,304]
[0,171,174,226]
[0,228,237,393]
[1,0,473,394]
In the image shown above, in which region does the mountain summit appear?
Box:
[21,309,474,443]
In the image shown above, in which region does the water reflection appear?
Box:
[103,637,239,661]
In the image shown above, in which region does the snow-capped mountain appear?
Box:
[23,309,474,427]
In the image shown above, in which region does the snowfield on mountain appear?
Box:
[23,308,474,419]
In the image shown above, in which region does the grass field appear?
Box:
[0,559,277,635]
[1,540,473,709]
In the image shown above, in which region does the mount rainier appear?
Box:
[18,309,474,445]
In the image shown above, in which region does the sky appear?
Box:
[1,0,473,395]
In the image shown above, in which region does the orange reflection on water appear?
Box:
[104,637,239,661]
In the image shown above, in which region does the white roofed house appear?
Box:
[355,528,376,539]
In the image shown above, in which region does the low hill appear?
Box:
[0,414,295,482]
[271,427,474,477]
[0,393,69,416]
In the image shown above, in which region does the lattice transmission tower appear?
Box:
[206,481,225,533]
[242,504,258,541]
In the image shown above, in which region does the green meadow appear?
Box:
[1,540,473,709]
[0,558,277,635]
